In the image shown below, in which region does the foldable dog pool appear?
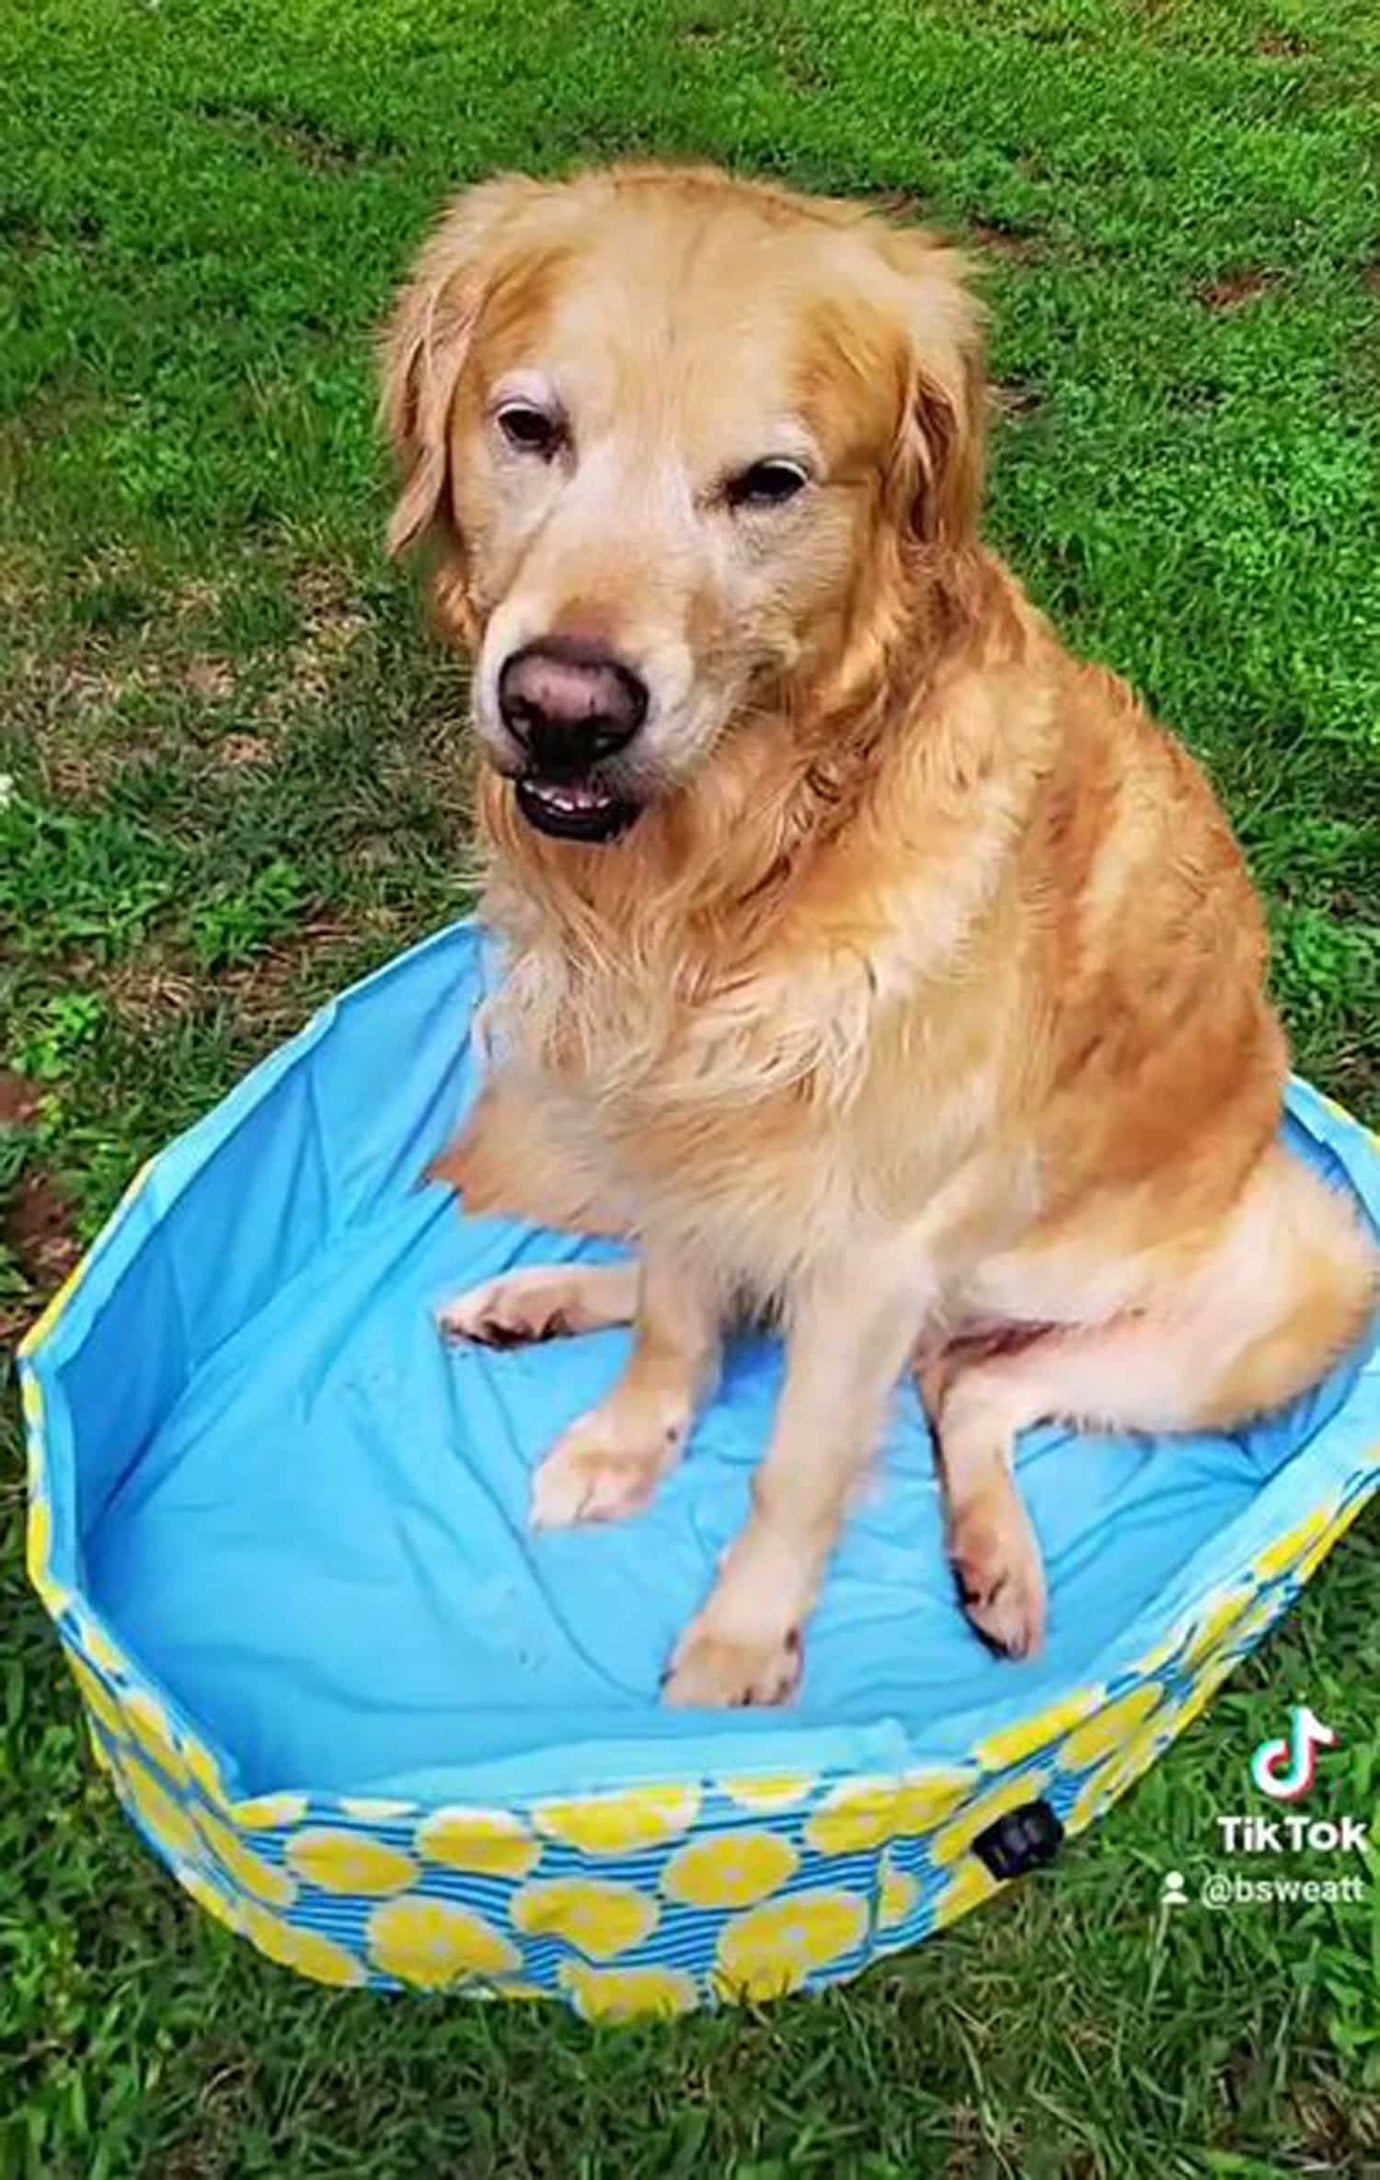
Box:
[19,920,1380,2017]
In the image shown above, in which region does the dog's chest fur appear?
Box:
[485,899,1007,1299]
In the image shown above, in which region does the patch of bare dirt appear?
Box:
[75,543,142,584]
[992,378,1044,419]
[871,191,927,223]
[105,958,199,1030]
[15,641,171,796]
[106,913,406,1046]
[59,659,159,714]
[39,738,164,803]
[184,656,235,702]
[3,1170,81,1311]
[871,206,1044,260]
[0,1072,42,1129]
[293,567,369,641]
[0,548,41,615]
[969,220,1042,262]
[25,644,243,797]
[1291,2081,1380,2165]
[212,915,377,1041]
[17,566,373,796]
[1197,269,1278,310]
[259,567,370,714]
[193,97,388,173]
[215,733,274,770]
[39,750,100,801]
[378,724,473,801]
[941,2102,985,2178]
[173,577,222,619]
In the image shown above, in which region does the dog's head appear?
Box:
[382,166,984,846]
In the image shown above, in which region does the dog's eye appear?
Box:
[496,403,562,457]
[726,459,810,511]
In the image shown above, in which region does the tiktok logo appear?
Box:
[1249,1706,1339,1803]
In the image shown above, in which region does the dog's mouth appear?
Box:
[514,775,642,843]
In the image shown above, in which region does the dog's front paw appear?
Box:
[661,1621,803,1709]
[438,1271,581,1348]
[948,1487,1046,1660]
[530,1401,685,1529]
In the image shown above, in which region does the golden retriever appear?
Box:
[380,164,1376,1706]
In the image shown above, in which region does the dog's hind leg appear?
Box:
[930,1147,1375,1660]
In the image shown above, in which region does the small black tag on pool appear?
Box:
[972,1798,1064,1880]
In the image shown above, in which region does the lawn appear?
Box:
[2,0,1378,2172]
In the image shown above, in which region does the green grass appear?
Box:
[2,1,1378,2173]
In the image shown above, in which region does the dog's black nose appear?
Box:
[498,639,648,775]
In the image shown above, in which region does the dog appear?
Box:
[380,164,1376,1707]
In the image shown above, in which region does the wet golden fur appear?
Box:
[384,165,1376,1703]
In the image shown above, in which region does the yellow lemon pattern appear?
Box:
[716,1888,871,2000]
[560,1961,698,2022]
[19,1260,88,1359]
[196,1810,296,1908]
[417,1806,541,1880]
[241,1905,365,1988]
[1252,1507,1336,1583]
[47,1448,1378,2021]
[1060,1689,1177,1787]
[80,1618,130,1679]
[895,1771,979,1835]
[930,1768,1052,1868]
[1066,1743,1134,1833]
[803,1769,973,1856]
[1058,1684,1164,1772]
[26,1494,54,1594]
[662,1831,798,1910]
[803,1777,895,1854]
[67,1653,128,1742]
[369,1896,519,1988]
[115,1752,201,1862]
[1178,1590,1256,1669]
[287,1828,418,1897]
[930,1857,1002,1932]
[1066,1705,1182,1833]
[877,1853,920,1932]
[511,1878,658,1959]
[718,1774,816,1813]
[176,1862,243,1934]
[1218,1589,1284,1659]
[122,1690,189,1785]
[237,1793,310,1831]
[182,1734,230,1808]
[975,1690,1103,1772]
[24,1035,1375,2023]
[1293,1496,1366,1582]
[534,1785,700,1855]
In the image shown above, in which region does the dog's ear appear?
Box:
[877,229,987,551]
[378,176,540,558]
